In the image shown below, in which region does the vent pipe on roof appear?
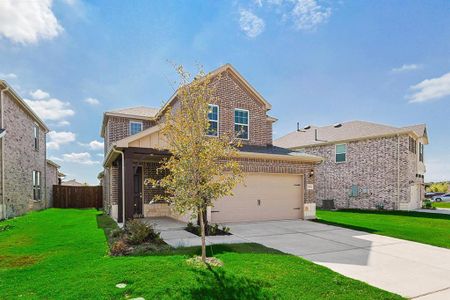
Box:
[297,122,300,132]
[315,129,319,141]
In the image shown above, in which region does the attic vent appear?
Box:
[304,125,311,130]
[333,123,342,128]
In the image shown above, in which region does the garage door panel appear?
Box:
[211,173,303,223]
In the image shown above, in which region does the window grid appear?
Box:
[32,170,41,201]
[130,121,143,135]
[207,104,219,137]
[33,124,39,150]
[234,109,249,140]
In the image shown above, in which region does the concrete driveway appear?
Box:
[227,219,450,299]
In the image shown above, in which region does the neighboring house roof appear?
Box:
[274,120,428,149]
[61,179,86,186]
[46,159,60,169]
[0,80,49,132]
[100,106,159,137]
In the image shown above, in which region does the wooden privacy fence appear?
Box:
[53,185,103,209]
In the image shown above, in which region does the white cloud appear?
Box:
[25,98,75,121]
[47,131,76,150]
[0,73,17,79]
[62,152,100,165]
[84,97,100,106]
[80,140,104,150]
[239,9,265,38]
[96,153,104,157]
[0,0,63,44]
[30,89,50,100]
[55,120,71,127]
[290,0,331,31]
[391,64,422,73]
[408,72,450,103]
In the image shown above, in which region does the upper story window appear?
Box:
[130,121,143,135]
[419,142,424,162]
[207,104,219,137]
[409,136,417,154]
[335,144,347,163]
[32,170,41,201]
[33,124,39,150]
[234,108,249,140]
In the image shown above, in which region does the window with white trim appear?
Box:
[207,104,219,136]
[130,121,143,135]
[335,144,347,163]
[234,109,249,140]
[32,170,41,200]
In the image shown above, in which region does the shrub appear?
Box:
[222,226,230,234]
[422,199,433,209]
[125,220,160,245]
[110,240,129,256]
[110,228,124,239]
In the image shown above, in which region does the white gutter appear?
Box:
[0,86,9,219]
[111,146,126,224]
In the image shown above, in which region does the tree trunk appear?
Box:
[199,207,207,263]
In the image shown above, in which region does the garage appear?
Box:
[211,173,304,223]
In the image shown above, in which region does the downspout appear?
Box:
[397,134,400,210]
[0,86,9,219]
[111,146,125,224]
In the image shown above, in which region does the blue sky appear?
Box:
[0,0,449,184]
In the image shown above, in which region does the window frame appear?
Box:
[129,121,143,135]
[335,143,347,163]
[419,142,424,162]
[234,108,250,140]
[32,170,41,201]
[33,123,39,151]
[207,104,219,137]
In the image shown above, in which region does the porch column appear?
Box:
[123,149,134,221]
[117,158,123,223]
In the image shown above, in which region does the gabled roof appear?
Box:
[0,80,49,132]
[274,120,428,149]
[100,64,273,137]
[46,159,60,169]
[155,64,272,118]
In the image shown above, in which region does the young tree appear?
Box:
[146,65,242,263]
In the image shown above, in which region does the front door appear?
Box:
[133,166,143,217]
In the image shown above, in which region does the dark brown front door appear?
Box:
[133,166,143,217]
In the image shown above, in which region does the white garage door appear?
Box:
[211,173,303,223]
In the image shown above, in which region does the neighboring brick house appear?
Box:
[274,121,428,210]
[101,64,322,223]
[0,80,62,219]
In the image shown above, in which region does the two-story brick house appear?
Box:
[101,64,322,224]
[274,121,428,210]
[0,80,61,219]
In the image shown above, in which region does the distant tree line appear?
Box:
[426,182,449,193]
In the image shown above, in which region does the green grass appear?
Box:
[316,209,450,248]
[0,209,402,299]
[432,202,450,209]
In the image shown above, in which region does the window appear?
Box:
[419,142,424,162]
[409,137,417,154]
[32,171,41,201]
[335,144,347,163]
[207,104,219,136]
[234,109,249,140]
[33,124,39,150]
[130,121,143,135]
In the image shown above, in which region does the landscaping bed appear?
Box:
[316,209,450,248]
[0,209,403,299]
[185,221,231,236]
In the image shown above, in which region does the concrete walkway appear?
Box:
[148,217,450,299]
[226,220,450,299]
[415,208,450,215]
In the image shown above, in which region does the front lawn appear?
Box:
[0,209,402,299]
[432,202,450,209]
[316,209,450,248]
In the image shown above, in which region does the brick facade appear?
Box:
[1,92,48,218]
[303,135,424,210]
[46,162,59,208]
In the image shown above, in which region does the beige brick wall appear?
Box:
[105,116,155,153]
[302,134,423,210]
[46,163,58,207]
[2,92,47,218]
